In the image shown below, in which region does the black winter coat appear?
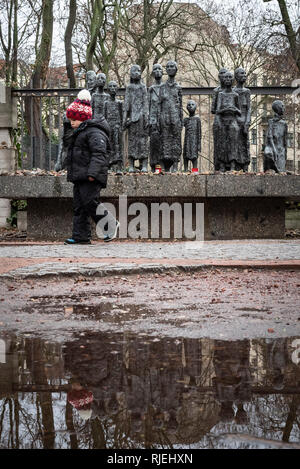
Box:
[66,117,111,187]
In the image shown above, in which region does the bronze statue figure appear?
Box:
[233,67,251,171]
[215,71,241,172]
[159,60,183,172]
[123,64,149,173]
[183,100,202,172]
[104,81,124,175]
[264,100,288,173]
[211,68,228,171]
[148,63,163,172]
[91,72,109,119]
[85,70,97,95]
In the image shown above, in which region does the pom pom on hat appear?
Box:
[77,89,91,102]
[66,88,92,122]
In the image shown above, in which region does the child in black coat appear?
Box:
[64,89,119,245]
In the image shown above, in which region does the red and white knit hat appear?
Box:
[66,89,92,122]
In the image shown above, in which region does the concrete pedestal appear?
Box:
[26,196,286,240]
[0,173,298,240]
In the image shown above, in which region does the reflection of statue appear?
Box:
[215,71,241,172]
[123,64,149,173]
[233,68,251,171]
[211,68,228,171]
[104,81,123,174]
[266,338,288,391]
[183,100,202,172]
[85,70,97,95]
[91,72,109,119]
[54,113,74,171]
[264,100,288,173]
[148,63,163,172]
[213,340,251,424]
[159,60,183,172]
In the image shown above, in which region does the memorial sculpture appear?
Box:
[183,100,202,172]
[264,100,288,173]
[211,68,228,171]
[91,72,109,119]
[215,71,241,172]
[148,63,163,172]
[104,81,124,174]
[54,113,74,171]
[233,67,251,171]
[159,60,183,172]
[123,64,149,173]
[85,70,97,95]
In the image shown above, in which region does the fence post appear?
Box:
[0,81,17,227]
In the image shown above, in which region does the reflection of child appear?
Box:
[67,382,94,421]
[183,100,202,172]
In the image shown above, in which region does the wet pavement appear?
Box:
[1,241,300,449]
[0,239,300,278]
[1,270,300,341]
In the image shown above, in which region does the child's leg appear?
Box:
[72,183,91,241]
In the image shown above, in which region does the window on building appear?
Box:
[298,133,300,150]
[251,129,257,145]
[251,157,257,172]
[287,133,294,148]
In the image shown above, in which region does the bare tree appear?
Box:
[0,0,39,86]
[118,0,199,84]
[31,0,54,88]
[263,0,300,73]
[64,0,77,88]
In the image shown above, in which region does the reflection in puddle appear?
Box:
[0,332,300,449]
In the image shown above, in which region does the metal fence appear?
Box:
[11,85,300,173]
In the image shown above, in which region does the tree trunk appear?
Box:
[11,0,18,86]
[24,0,54,169]
[86,0,104,70]
[65,0,77,88]
[31,0,54,88]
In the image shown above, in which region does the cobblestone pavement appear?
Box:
[0,239,300,278]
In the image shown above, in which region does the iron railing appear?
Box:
[11,86,300,173]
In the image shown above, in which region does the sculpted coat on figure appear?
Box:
[104,81,124,174]
[183,100,202,172]
[264,100,288,173]
[159,60,183,172]
[215,71,242,172]
[233,67,251,171]
[148,63,163,172]
[123,64,149,172]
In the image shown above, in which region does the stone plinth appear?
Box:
[0,173,299,240]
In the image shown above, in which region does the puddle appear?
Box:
[0,331,300,449]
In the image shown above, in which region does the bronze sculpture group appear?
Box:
[56,63,288,174]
